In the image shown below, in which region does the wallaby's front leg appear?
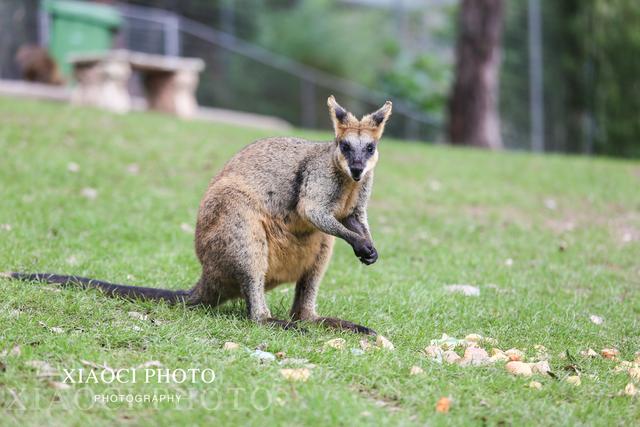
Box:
[305,208,378,265]
[342,212,377,264]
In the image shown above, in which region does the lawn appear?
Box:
[0,97,639,426]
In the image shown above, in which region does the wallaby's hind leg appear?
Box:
[290,236,376,335]
[197,198,299,331]
[242,273,301,331]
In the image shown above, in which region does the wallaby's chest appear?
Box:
[333,184,361,220]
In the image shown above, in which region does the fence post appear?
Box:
[528,0,545,152]
[165,15,180,56]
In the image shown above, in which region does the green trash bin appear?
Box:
[44,0,122,77]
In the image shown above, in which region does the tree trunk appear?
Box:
[447,0,504,149]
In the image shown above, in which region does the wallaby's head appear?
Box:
[327,95,392,182]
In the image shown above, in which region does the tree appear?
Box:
[447,0,504,149]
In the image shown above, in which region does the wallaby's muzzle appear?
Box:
[349,166,364,181]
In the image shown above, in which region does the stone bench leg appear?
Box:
[71,59,132,114]
[143,70,199,118]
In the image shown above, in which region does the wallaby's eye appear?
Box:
[366,143,375,154]
[339,141,350,152]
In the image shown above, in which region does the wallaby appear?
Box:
[4,96,392,335]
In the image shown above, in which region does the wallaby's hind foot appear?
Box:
[262,318,307,333]
[314,317,377,336]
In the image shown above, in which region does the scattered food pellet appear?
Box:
[461,347,489,366]
[325,338,346,350]
[465,333,483,343]
[410,366,424,376]
[375,335,395,351]
[490,349,510,363]
[280,368,311,382]
[435,397,451,413]
[529,381,543,390]
[275,351,286,359]
[506,348,525,361]
[531,360,551,376]
[223,342,240,351]
[424,345,443,359]
[506,361,532,377]
[601,348,619,359]
[443,350,461,364]
[580,348,599,357]
[565,375,581,386]
[628,367,640,381]
[359,339,373,352]
[624,383,638,397]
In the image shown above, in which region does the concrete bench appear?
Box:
[69,50,204,118]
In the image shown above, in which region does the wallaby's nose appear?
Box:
[350,167,364,181]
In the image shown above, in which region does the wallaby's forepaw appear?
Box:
[263,318,307,333]
[315,316,377,335]
[352,239,378,265]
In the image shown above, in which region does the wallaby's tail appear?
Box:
[2,272,192,304]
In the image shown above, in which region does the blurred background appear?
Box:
[0,0,638,158]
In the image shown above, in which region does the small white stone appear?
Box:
[444,284,480,297]
[589,315,604,325]
[80,188,98,200]
[126,163,140,175]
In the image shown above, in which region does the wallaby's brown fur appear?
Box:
[7,96,392,334]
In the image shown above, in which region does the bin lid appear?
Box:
[44,0,122,28]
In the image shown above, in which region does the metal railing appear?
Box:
[114,2,441,141]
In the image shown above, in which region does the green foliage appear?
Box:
[381,53,451,118]
[256,0,388,86]
[587,0,640,157]
[501,0,640,157]
[255,1,452,119]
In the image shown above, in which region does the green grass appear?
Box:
[1,97,639,426]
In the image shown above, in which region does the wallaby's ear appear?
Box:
[327,95,357,138]
[362,100,393,139]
